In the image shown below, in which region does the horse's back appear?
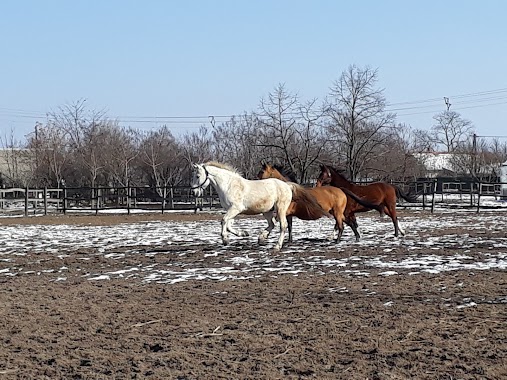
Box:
[241,177,292,213]
[351,181,395,201]
[309,186,346,210]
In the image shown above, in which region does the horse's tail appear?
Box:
[289,183,330,219]
[340,188,385,213]
[392,184,419,203]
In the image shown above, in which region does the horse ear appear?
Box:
[261,159,266,168]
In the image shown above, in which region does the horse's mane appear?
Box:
[323,165,351,182]
[205,161,241,176]
[272,164,299,183]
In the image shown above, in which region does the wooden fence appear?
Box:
[0,185,220,216]
[0,180,506,217]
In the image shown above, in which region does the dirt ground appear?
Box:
[0,212,506,380]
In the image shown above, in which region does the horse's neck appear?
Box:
[331,172,354,190]
[272,170,288,182]
[206,167,240,199]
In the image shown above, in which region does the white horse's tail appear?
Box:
[288,183,330,219]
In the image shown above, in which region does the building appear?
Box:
[0,148,32,186]
[413,152,456,178]
[500,160,507,200]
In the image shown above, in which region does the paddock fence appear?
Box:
[0,179,506,217]
[0,185,221,217]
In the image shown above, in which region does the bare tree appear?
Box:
[450,136,507,180]
[30,121,69,187]
[410,128,437,153]
[291,99,328,183]
[102,125,139,187]
[367,125,427,181]
[139,126,185,195]
[432,110,474,152]
[255,83,299,166]
[325,65,395,181]
[253,84,327,182]
[211,114,262,178]
[181,126,214,165]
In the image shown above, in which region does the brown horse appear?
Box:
[257,163,382,242]
[316,164,417,240]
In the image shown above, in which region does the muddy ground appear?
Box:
[0,211,506,379]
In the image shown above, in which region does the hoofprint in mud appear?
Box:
[1,209,506,292]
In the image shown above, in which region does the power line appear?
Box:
[1,86,507,125]
[386,87,507,107]
[475,134,507,138]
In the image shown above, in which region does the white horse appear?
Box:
[190,162,326,250]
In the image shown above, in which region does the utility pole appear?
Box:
[444,97,451,111]
[472,133,477,178]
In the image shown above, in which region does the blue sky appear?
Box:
[1,1,507,141]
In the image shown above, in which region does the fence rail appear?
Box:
[0,185,221,216]
[0,180,506,217]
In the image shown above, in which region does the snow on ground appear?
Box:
[0,210,506,286]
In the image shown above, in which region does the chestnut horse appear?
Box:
[316,164,417,240]
[257,163,382,242]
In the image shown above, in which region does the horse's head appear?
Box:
[257,161,275,180]
[315,164,332,187]
[190,163,210,196]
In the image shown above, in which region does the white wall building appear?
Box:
[500,160,507,199]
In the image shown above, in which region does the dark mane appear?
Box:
[273,164,299,183]
[324,165,350,182]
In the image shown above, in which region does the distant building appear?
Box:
[500,160,507,199]
[0,148,32,186]
[415,151,504,182]
[413,152,457,178]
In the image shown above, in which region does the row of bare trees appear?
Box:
[2,65,507,189]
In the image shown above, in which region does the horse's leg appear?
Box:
[385,205,404,237]
[333,210,345,242]
[259,210,275,244]
[226,219,249,237]
[330,211,339,241]
[274,210,288,251]
[287,215,293,243]
[345,213,360,241]
[221,208,242,245]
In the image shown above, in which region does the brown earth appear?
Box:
[0,212,506,380]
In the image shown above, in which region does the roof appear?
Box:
[414,152,455,172]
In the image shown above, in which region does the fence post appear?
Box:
[170,187,174,209]
[24,186,29,216]
[421,182,426,210]
[476,183,482,213]
[43,187,48,215]
[127,182,131,215]
[431,180,437,213]
[62,186,67,214]
[96,187,100,215]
